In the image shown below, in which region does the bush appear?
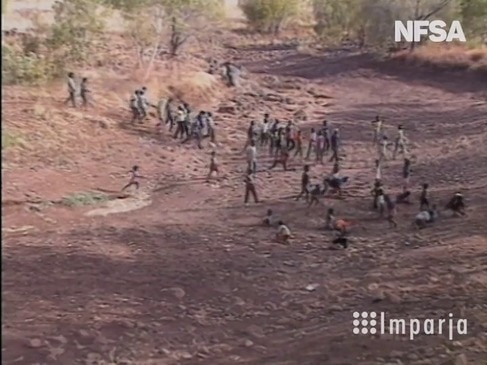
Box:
[239,0,301,34]
[1,44,54,85]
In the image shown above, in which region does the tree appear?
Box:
[104,0,224,69]
[2,0,107,85]
[458,0,487,43]
[239,0,302,34]
[311,0,464,50]
[46,0,107,64]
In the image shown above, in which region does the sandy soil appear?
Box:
[2,31,487,365]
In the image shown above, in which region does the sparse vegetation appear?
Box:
[310,0,485,50]
[237,0,486,71]
[61,191,110,207]
[394,44,487,73]
[239,0,302,34]
[1,130,25,150]
[104,0,224,67]
[2,0,225,83]
[2,0,106,85]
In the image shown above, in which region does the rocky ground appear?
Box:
[2,29,487,365]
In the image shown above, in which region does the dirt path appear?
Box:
[3,45,487,365]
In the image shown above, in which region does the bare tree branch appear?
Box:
[417,0,452,21]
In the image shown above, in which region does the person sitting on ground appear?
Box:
[331,236,349,249]
[414,204,438,229]
[276,221,291,244]
[334,218,351,236]
[446,192,466,216]
[396,190,411,205]
[263,209,278,227]
[325,208,350,235]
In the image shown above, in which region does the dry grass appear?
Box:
[394,44,487,74]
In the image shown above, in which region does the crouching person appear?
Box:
[276,221,291,244]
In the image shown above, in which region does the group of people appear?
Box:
[64,72,467,248]
[369,116,466,232]
[248,113,468,248]
[64,72,91,108]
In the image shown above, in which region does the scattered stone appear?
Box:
[78,329,90,338]
[244,339,254,347]
[455,354,468,365]
[48,335,67,345]
[305,283,319,291]
[171,287,186,300]
[28,338,44,348]
[247,324,265,338]
[390,350,404,358]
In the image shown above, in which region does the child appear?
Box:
[295,165,310,202]
[384,194,398,228]
[276,221,291,244]
[325,208,336,230]
[375,159,381,181]
[263,209,277,226]
[419,183,430,211]
[207,151,219,181]
[396,190,411,205]
[414,205,438,229]
[308,184,322,207]
[446,192,466,216]
[122,165,145,191]
[402,158,411,191]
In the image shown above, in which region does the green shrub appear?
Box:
[1,44,54,85]
[239,0,301,34]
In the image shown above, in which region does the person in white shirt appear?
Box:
[173,106,187,139]
[305,128,317,160]
[276,221,291,244]
[375,159,382,181]
[377,189,386,217]
[64,72,77,107]
[393,125,407,160]
[378,135,389,162]
[414,205,438,229]
[371,115,383,145]
[260,114,270,146]
[246,140,257,174]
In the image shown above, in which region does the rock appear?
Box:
[390,350,404,358]
[407,353,419,361]
[48,335,68,345]
[28,338,44,348]
[247,324,265,338]
[85,352,102,365]
[172,287,186,300]
[78,329,90,338]
[217,105,237,114]
[48,347,65,360]
[98,120,109,129]
[455,354,468,365]
[385,291,402,304]
[263,93,283,103]
[244,340,254,347]
[305,283,319,291]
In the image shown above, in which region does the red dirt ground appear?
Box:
[2,37,487,365]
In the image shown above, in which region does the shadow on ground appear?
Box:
[243,50,487,95]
